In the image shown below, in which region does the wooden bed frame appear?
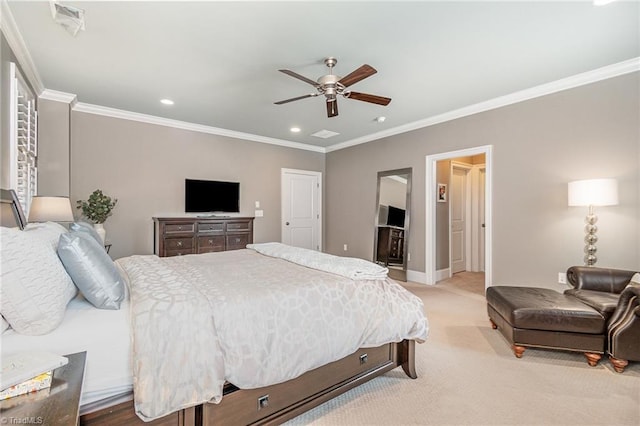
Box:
[80,340,416,426]
[0,189,419,426]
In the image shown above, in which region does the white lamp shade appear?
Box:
[28,196,74,222]
[568,178,619,207]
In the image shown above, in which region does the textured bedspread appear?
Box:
[116,248,428,422]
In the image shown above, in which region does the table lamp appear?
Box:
[567,178,618,266]
[27,196,74,223]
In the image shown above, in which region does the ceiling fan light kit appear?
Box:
[275,57,391,118]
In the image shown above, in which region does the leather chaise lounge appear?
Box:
[486,266,639,372]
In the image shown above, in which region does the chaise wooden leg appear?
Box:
[584,352,601,367]
[489,319,497,329]
[512,345,525,358]
[609,356,628,373]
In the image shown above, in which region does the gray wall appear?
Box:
[325,72,639,289]
[37,98,70,196]
[70,111,325,259]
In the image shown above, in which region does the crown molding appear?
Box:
[325,57,640,153]
[0,0,44,94]
[73,102,326,153]
[39,89,77,105]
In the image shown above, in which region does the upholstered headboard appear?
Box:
[0,189,27,229]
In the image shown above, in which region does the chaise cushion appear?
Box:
[487,286,605,334]
[564,288,620,320]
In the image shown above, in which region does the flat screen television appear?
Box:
[185,179,240,213]
[387,205,406,228]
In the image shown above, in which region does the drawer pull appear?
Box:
[177,226,182,230]
[359,353,368,365]
[177,241,183,247]
[209,239,213,244]
[257,395,269,411]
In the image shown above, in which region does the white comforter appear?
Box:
[116,247,428,422]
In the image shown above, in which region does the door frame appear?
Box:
[281,168,323,251]
[425,145,492,288]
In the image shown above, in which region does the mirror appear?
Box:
[373,168,412,281]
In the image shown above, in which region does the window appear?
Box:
[9,62,38,218]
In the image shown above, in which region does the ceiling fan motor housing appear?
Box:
[317,75,344,100]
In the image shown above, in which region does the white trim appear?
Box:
[39,89,77,105]
[326,57,640,152]
[1,0,44,94]
[407,269,427,285]
[426,146,492,289]
[435,268,451,283]
[280,168,323,251]
[73,102,326,153]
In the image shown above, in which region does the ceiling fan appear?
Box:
[274,57,391,118]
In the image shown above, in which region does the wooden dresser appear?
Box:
[153,217,254,257]
[376,226,404,266]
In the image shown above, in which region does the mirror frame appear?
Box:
[373,167,412,281]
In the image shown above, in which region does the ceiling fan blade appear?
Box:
[338,64,377,88]
[274,94,316,105]
[346,91,392,106]
[326,99,339,118]
[279,69,318,87]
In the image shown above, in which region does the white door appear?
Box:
[450,167,468,274]
[281,169,322,250]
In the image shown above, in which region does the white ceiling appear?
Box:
[5,1,640,151]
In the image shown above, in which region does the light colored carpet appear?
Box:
[285,276,640,425]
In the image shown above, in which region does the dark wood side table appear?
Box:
[0,351,86,425]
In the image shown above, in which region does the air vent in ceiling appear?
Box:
[311,130,340,139]
[50,1,85,37]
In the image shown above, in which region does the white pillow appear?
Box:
[0,226,77,335]
[24,221,69,250]
[629,273,640,287]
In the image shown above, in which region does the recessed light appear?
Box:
[290,127,301,133]
[375,116,386,123]
[160,99,174,105]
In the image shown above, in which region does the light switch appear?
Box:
[255,201,260,208]
[255,209,264,217]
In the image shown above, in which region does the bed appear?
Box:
[0,189,428,425]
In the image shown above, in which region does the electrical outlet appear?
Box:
[343,244,348,251]
[558,272,567,285]
[408,253,411,262]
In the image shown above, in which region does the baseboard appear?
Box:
[436,268,451,282]
[407,269,427,284]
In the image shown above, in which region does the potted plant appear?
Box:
[76,189,117,243]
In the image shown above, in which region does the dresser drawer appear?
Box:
[164,249,194,257]
[164,237,194,251]
[226,221,252,232]
[197,222,225,233]
[226,234,250,250]
[198,236,225,251]
[163,223,195,234]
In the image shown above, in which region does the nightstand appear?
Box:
[0,351,86,425]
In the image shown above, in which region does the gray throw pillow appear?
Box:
[57,231,125,310]
[70,221,103,245]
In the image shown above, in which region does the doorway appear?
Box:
[281,168,322,251]
[425,146,492,289]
